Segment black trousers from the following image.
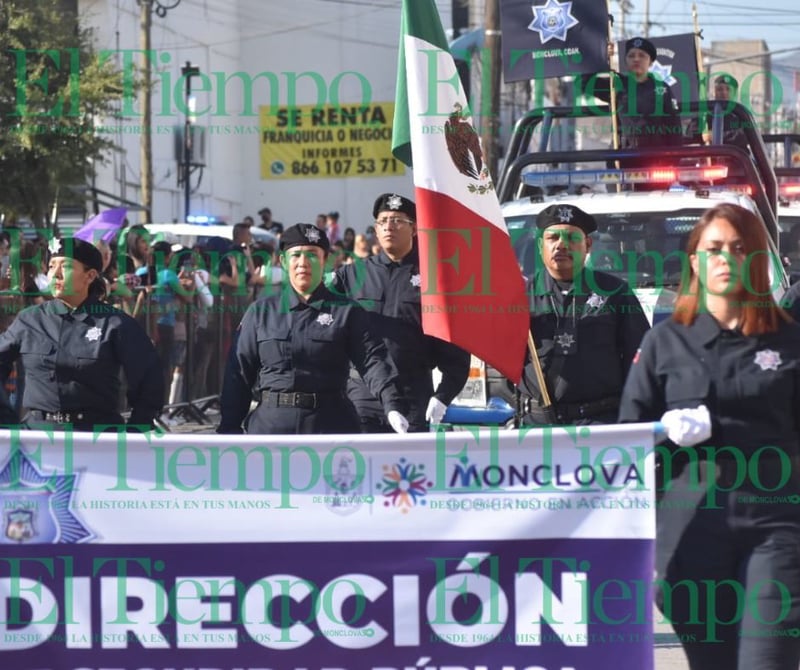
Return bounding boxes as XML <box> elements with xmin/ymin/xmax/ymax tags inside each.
<box><xmin>656</xmin><ymin>461</ymin><xmax>800</xmax><ymax>670</ymax></box>
<box><xmin>347</xmin><ymin>377</ymin><xmax>429</xmax><ymax>433</ymax></box>
<box><xmin>244</xmin><ymin>397</ymin><xmax>360</xmax><ymax>435</ymax></box>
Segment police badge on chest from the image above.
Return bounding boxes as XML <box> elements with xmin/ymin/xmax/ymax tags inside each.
<box><xmin>553</xmin><ymin>325</ymin><xmax>577</xmax><ymax>355</ymax></box>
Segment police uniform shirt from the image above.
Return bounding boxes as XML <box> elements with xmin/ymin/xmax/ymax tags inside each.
<box><xmin>687</xmin><ymin>110</ymin><xmax>749</xmax><ymax>151</ymax></box>
<box><xmin>620</xmin><ymin>313</ymin><xmax>800</xmax><ymax>462</ymax></box>
<box><xmin>618</xmin><ymin>76</ymin><xmax>682</xmax><ymax>150</ymax></box>
<box><xmin>333</xmin><ymin>248</ymin><xmax>470</xmax><ymax>425</ymax></box>
<box><xmin>219</xmin><ymin>283</ymin><xmax>405</xmax><ymax>433</ymax></box>
<box><xmin>0</xmin><ymin>298</ymin><xmax>164</xmax><ymax>426</ymax></box>
<box><xmin>522</xmin><ymin>268</ymin><xmax>650</xmax><ymax>405</ymax></box>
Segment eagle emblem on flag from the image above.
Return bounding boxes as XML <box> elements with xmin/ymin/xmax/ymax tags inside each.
<box><xmin>444</xmin><ymin>103</ymin><xmax>493</xmax><ymax>194</ymax></box>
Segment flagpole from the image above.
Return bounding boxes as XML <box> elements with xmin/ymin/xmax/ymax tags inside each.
<box><xmin>607</xmin><ymin>4</ymin><xmax>621</xmax><ymax>193</ymax></box>
<box><xmin>527</xmin><ymin>331</ymin><xmax>553</xmax><ymax>407</ymax></box>
<box><xmin>692</xmin><ymin>3</ymin><xmax>710</xmax><ymax>145</ymax></box>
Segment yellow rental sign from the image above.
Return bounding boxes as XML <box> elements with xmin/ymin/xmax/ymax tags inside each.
<box><xmin>259</xmin><ymin>103</ymin><xmax>405</xmax><ymax>180</ymax></box>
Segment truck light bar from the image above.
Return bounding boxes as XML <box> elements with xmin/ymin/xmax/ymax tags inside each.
<box><xmin>522</xmin><ymin>165</ymin><xmax>729</xmax><ymax>187</ymax></box>
<box><xmin>780</xmin><ymin>183</ymin><xmax>800</xmax><ymax>197</ymax></box>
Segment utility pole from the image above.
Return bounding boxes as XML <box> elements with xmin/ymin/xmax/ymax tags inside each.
<box><xmin>137</xmin><ymin>0</ymin><xmax>181</xmax><ymax>223</ymax></box>
<box><xmin>481</xmin><ymin>0</ymin><xmax>501</xmax><ymax>181</ymax></box>
<box><xmin>181</xmin><ymin>62</ymin><xmax>200</xmax><ymax>222</ymax></box>
<box><xmin>139</xmin><ymin>0</ymin><xmax>152</xmax><ymax>222</ymax></box>
<box><xmin>643</xmin><ymin>0</ymin><xmax>649</xmax><ymax>37</ymax></box>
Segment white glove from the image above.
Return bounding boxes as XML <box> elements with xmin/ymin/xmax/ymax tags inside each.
<box><xmin>659</xmin><ymin>404</ymin><xmax>712</xmax><ymax>447</ymax></box>
<box><xmin>387</xmin><ymin>410</ymin><xmax>409</xmax><ymax>434</ymax></box>
<box><xmin>425</xmin><ymin>396</ymin><xmax>448</xmax><ymax>425</ymax></box>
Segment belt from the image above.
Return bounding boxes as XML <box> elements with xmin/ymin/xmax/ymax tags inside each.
<box><xmin>28</xmin><ymin>409</ymin><xmax>87</xmax><ymax>424</ymax></box>
<box><xmin>261</xmin><ymin>390</ymin><xmax>340</xmax><ymax>410</ymax></box>
<box><xmin>526</xmin><ymin>396</ymin><xmax>620</xmax><ymax>424</ymax></box>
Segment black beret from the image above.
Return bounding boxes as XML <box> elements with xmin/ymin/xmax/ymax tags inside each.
<box><xmin>280</xmin><ymin>224</ymin><xmax>330</xmax><ymax>253</ymax></box>
<box><xmin>714</xmin><ymin>74</ymin><xmax>738</xmax><ymax>89</ymax></box>
<box><xmin>373</xmin><ymin>193</ymin><xmax>416</xmax><ymax>221</ymax></box>
<box><xmin>625</xmin><ymin>37</ymin><xmax>657</xmax><ymax>63</ymax></box>
<box><xmin>536</xmin><ymin>204</ymin><xmax>597</xmax><ymax>235</ymax></box>
<box><xmin>52</xmin><ymin>238</ymin><xmax>103</xmax><ymax>274</ymax></box>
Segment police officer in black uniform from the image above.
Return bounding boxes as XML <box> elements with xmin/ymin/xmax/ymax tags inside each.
<box><xmin>332</xmin><ymin>194</ymin><xmax>470</xmax><ymax>432</ymax></box>
<box><xmin>520</xmin><ymin>204</ymin><xmax>649</xmax><ymax>425</ymax></box>
<box><xmin>687</xmin><ymin>74</ymin><xmax>750</xmax><ymax>152</ymax></box>
<box><xmin>620</xmin><ymin>203</ymin><xmax>800</xmax><ymax>670</ymax></box>
<box><xmin>218</xmin><ymin>223</ymin><xmax>409</xmax><ymax>435</ymax></box>
<box><xmin>617</xmin><ymin>37</ymin><xmax>683</xmax><ymax>159</ymax></box>
<box><xmin>0</xmin><ymin>238</ymin><xmax>164</xmax><ymax>431</ymax></box>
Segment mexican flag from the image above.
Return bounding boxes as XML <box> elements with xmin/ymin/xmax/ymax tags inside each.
<box><xmin>392</xmin><ymin>0</ymin><xmax>528</xmax><ymax>383</ymax></box>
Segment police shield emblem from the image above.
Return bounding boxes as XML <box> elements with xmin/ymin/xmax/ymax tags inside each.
<box><xmin>0</xmin><ymin>450</ymin><xmax>94</xmax><ymax>544</ymax></box>
<box><xmin>528</xmin><ymin>0</ymin><xmax>579</xmax><ymax>43</ymax></box>
<box><xmin>754</xmin><ymin>349</ymin><xmax>782</xmax><ymax>371</ymax></box>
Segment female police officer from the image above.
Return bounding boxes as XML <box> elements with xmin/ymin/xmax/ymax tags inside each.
<box><xmin>617</xmin><ymin>37</ymin><xmax>682</xmax><ymax>153</ymax></box>
<box><xmin>619</xmin><ymin>203</ymin><xmax>800</xmax><ymax>670</ymax></box>
<box><xmin>0</xmin><ymin>237</ymin><xmax>164</xmax><ymax>430</ymax></box>
<box><xmin>218</xmin><ymin>223</ymin><xmax>409</xmax><ymax>435</ymax></box>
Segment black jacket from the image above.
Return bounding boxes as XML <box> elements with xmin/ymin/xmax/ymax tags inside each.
<box><xmin>0</xmin><ymin>298</ymin><xmax>163</xmax><ymax>427</ymax></box>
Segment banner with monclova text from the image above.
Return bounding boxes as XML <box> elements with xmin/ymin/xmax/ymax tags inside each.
<box><xmin>0</xmin><ymin>424</ymin><xmax>656</xmax><ymax>670</ymax></box>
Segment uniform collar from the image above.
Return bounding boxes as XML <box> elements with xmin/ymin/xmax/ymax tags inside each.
<box><xmin>284</xmin><ymin>283</ymin><xmax>331</xmax><ymax>311</ymax></box>
<box><xmin>534</xmin><ymin>268</ymin><xmax>586</xmax><ymax>296</ymax></box>
<box><xmin>49</xmin><ymin>297</ymin><xmax>98</xmax><ymax>321</ymax></box>
<box><xmin>692</xmin><ymin>312</ymin><xmax>727</xmax><ymax>345</ymax></box>
<box><xmin>377</xmin><ymin>246</ymin><xmax>419</xmax><ymax>267</ymax></box>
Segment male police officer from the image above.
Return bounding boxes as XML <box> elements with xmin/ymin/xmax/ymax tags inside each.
<box><xmin>333</xmin><ymin>194</ymin><xmax>470</xmax><ymax>432</ymax></box>
<box><xmin>520</xmin><ymin>204</ymin><xmax>649</xmax><ymax>425</ymax></box>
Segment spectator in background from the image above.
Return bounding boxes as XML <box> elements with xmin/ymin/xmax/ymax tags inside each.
<box><xmin>315</xmin><ymin>213</ymin><xmax>327</xmax><ymax>229</ymax></box>
<box><xmin>201</xmin><ymin>236</ymin><xmax>232</xmax><ymax>395</ymax></box>
<box><xmin>123</xmin><ymin>226</ymin><xmax>154</xmax><ymax>325</ymax></box>
<box><xmin>328</xmin><ymin>241</ymin><xmax>348</xmax><ymax>276</ymax></box>
<box><xmin>249</xmin><ymin>241</ymin><xmax>283</xmax><ymax>301</ymax></box>
<box><xmin>326</xmin><ymin>211</ymin><xmax>341</xmax><ymax>244</ymax></box>
<box><xmin>149</xmin><ymin>241</ymin><xmax>194</xmax><ymax>407</ymax></box>
<box><xmin>0</xmin><ymin>233</ymin><xmax>10</xmax><ymax>285</ymax></box>
<box><xmin>243</xmin><ymin>215</ymin><xmax>255</xmax><ymax>226</ymax></box>
<box><xmin>258</xmin><ymin>207</ymin><xmax>284</xmax><ymax>237</ymax></box>
<box><xmin>352</xmin><ymin>234</ymin><xmax>371</xmax><ymax>261</ymax></box>
<box><xmin>219</xmin><ymin>222</ymin><xmax>256</xmax><ymax>331</ymax></box>
<box><xmin>125</xmin><ymin>225</ymin><xmax>150</xmax><ymax>276</ymax></box>
<box><xmin>190</xmin><ymin>246</ymin><xmax>216</xmax><ymax>398</ymax></box>
<box><xmin>342</xmin><ymin>227</ymin><xmax>356</xmax><ymax>253</ymax></box>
